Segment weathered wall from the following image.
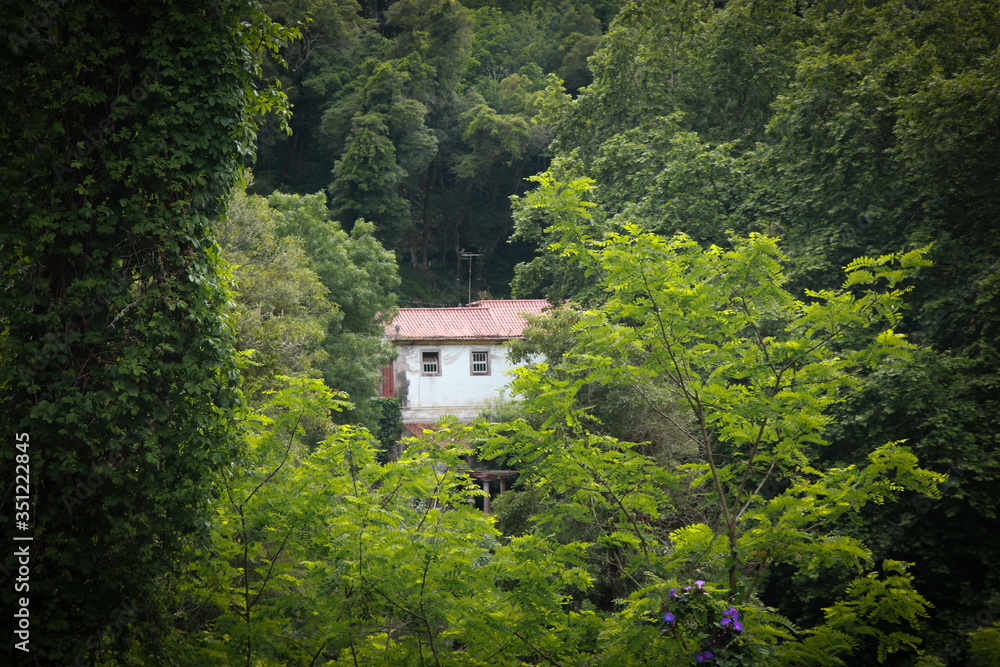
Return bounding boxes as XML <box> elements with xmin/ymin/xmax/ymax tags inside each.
<box><xmin>394</xmin><ymin>342</ymin><xmax>534</xmax><ymax>421</ymax></box>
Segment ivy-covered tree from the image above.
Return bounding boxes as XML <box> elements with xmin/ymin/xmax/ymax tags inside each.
<box><xmin>0</xmin><ymin>1</ymin><xmax>292</xmax><ymax>662</ymax></box>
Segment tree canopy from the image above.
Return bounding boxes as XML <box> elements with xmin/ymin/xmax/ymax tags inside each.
<box><xmin>4</xmin><ymin>0</ymin><xmax>1000</xmax><ymax>664</ymax></box>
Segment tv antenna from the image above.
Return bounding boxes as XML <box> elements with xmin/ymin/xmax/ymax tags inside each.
<box><xmin>460</xmin><ymin>252</ymin><xmax>482</xmax><ymax>305</ymax></box>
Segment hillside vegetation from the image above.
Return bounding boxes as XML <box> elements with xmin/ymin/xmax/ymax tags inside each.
<box><xmin>2</xmin><ymin>1</ymin><xmax>999</xmax><ymax>665</ymax></box>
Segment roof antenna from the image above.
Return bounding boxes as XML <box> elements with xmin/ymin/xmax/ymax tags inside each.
<box><xmin>460</xmin><ymin>251</ymin><xmax>482</xmax><ymax>305</ymax></box>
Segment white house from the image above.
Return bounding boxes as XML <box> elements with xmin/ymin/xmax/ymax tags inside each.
<box><xmin>380</xmin><ymin>299</ymin><xmax>549</xmax><ymax>430</ymax></box>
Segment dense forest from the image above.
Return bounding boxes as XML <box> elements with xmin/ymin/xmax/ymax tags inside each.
<box><xmin>2</xmin><ymin>0</ymin><xmax>999</xmax><ymax>665</ymax></box>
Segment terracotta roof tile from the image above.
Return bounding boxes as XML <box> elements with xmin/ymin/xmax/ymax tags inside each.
<box><xmin>387</xmin><ymin>299</ymin><xmax>549</xmax><ymax>341</ymax></box>
<box><xmin>402</xmin><ymin>423</ymin><xmax>437</xmax><ymax>438</ymax></box>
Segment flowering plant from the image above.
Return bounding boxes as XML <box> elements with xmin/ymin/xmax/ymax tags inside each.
<box><xmin>660</xmin><ymin>580</ymin><xmax>754</xmax><ymax>665</ymax></box>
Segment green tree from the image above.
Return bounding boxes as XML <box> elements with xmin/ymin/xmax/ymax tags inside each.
<box><xmin>322</xmin><ymin>0</ymin><xmax>472</xmax><ymax>252</ymax></box>
<box><xmin>522</xmin><ymin>4</ymin><xmax>1000</xmax><ymax>657</ymax></box>
<box><xmin>154</xmin><ymin>378</ymin><xmax>600</xmax><ymax>666</ymax></box>
<box><xmin>465</xmin><ymin>7</ymin><xmax>561</xmax><ymax>88</ymax></box>
<box><xmin>486</xmin><ymin>172</ymin><xmax>944</xmax><ymax>664</ymax></box>
<box><xmin>753</xmin><ymin>5</ymin><xmax>1000</xmax><ymax>657</ymax></box>
<box><xmin>329</xmin><ymin>112</ymin><xmax>412</xmax><ymax>245</ymax></box>
<box><xmin>384</xmin><ymin>0</ymin><xmax>473</xmax><ymax>109</ymax></box>
<box><xmin>321</xmin><ymin>0</ymin><xmax>571</xmax><ymax>295</ymax></box>
<box><xmin>554</xmin><ymin>3</ymin><xmax>603</xmax><ymax>92</ymax></box>
<box><xmin>0</xmin><ymin>0</ymin><xmax>293</xmax><ymax>662</ymax></box>
<box><xmin>557</xmin><ymin>0</ymin><xmax>714</xmax><ymax>162</ymax></box>
<box><xmin>158</xmin><ymin>378</ymin><xmax>353</xmax><ymax>666</ymax></box>
<box><xmin>217</xmin><ymin>190</ymin><xmax>335</xmax><ymax>398</ymax></box>
<box><xmin>267</xmin><ymin>190</ymin><xmax>399</xmax><ymax>425</ymax></box>
<box><xmin>253</xmin><ymin>0</ymin><xmax>371</xmax><ymax>193</ymax></box>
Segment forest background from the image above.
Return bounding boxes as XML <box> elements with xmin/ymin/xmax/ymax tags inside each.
<box><xmin>1</xmin><ymin>0</ymin><xmax>999</xmax><ymax>665</ymax></box>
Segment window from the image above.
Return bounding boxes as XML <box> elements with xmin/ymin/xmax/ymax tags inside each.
<box><xmin>422</xmin><ymin>351</ymin><xmax>440</xmax><ymax>375</ymax></box>
<box><xmin>471</xmin><ymin>350</ymin><xmax>490</xmax><ymax>375</ymax></box>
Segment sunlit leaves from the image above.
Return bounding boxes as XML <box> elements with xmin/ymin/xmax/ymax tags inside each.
<box><xmin>495</xmin><ymin>166</ymin><xmax>943</xmax><ymax>662</ymax></box>
<box><xmin>173</xmin><ymin>379</ymin><xmax>603</xmax><ymax>665</ymax></box>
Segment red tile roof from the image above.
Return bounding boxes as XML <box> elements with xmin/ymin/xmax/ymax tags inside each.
<box><xmin>401</xmin><ymin>423</ymin><xmax>434</xmax><ymax>438</ymax></box>
<box><xmin>387</xmin><ymin>299</ymin><xmax>550</xmax><ymax>341</ymax></box>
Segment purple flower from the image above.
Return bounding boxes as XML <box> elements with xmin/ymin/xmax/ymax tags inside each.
<box><xmin>694</xmin><ymin>580</ymin><xmax>705</xmax><ymax>588</ymax></box>
<box><xmin>668</xmin><ymin>588</ymin><xmax>678</xmax><ymax>597</ymax></box>
<box><xmin>723</xmin><ymin>605</ymin><xmax>739</xmax><ymax>619</ymax></box>
<box><xmin>721</xmin><ymin>617</ymin><xmax>732</xmax><ymax>628</ymax></box>
<box><xmin>695</xmin><ymin>650</ymin><xmax>715</xmax><ymax>663</ymax></box>
<box><xmin>733</xmin><ymin>620</ymin><xmax>743</xmax><ymax>632</ymax></box>
<box><xmin>663</xmin><ymin>612</ymin><xmax>676</xmax><ymax>624</ymax></box>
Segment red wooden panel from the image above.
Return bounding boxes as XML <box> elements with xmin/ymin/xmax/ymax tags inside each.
<box><xmin>379</xmin><ymin>363</ymin><xmax>394</xmax><ymax>397</ymax></box>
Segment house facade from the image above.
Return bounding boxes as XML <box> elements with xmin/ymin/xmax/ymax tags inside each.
<box><xmin>381</xmin><ymin>299</ymin><xmax>549</xmax><ymax>425</ymax></box>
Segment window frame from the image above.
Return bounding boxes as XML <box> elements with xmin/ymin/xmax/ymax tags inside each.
<box><xmin>470</xmin><ymin>349</ymin><xmax>490</xmax><ymax>376</ymax></box>
<box><xmin>421</xmin><ymin>350</ymin><xmax>441</xmax><ymax>376</ymax></box>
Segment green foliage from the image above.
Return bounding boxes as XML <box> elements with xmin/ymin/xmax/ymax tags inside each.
<box><xmin>0</xmin><ymin>1</ymin><xmax>293</xmax><ymax>661</ymax></box>
<box><xmin>969</xmin><ymin>623</ymin><xmax>1000</xmax><ymax>667</ymax></box>
<box><xmin>253</xmin><ymin>0</ymin><xmax>371</xmax><ymax>194</ymax></box>
<box><xmin>217</xmin><ymin>190</ymin><xmax>335</xmax><ymax>397</ymax></box>
<box><xmin>301</xmin><ymin>0</ymin><xmax>576</xmax><ymax>295</ymax></box>
<box><xmin>7</xmin><ymin>1</ymin><xmax>996</xmax><ymax>663</ymax></box>
<box><xmin>455</xmin><ymin>103</ymin><xmax>531</xmax><ymax>179</ymax></box>
<box><xmin>320</xmin><ymin>0</ymin><xmax>473</xmax><ymax>251</ymax></box>
<box><xmin>487</xmin><ymin>172</ymin><xmax>944</xmax><ymax>662</ymax></box>
<box><xmin>558</xmin><ymin>0</ymin><xmax>715</xmax><ymax>159</ymax></box>
<box><xmin>268</xmin><ymin>190</ymin><xmax>398</xmax><ymax>331</ymax></box>
<box><xmin>329</xmin><ymin>113</ymin><xmax>413</xmax><ymax>245</ymax></box>
<box><xmin>749</xmin><ymin>3</ymin><xmax>1000</xmax><ymax>658</ymax></box>
<box><xmin>773</xmin><ymin>562</ymin><xmax>931</xmax><ymax>666</ymax></box>
<box><xmin>165</xmin><ymin>378</ymin><xmax>351</xmax><ymax>665</ymax></box>
<box><xmin>268</xmin><ymin>190</ymin><xmax>400</xmax><ymax>424</ymax></box>
<box><xmin>152</xmin><ymin>381</ymin><xmax>602</xmax><ymax>666</ymax></box>
<box><xmin>507</xmin><ymin>306</ymin><xmax>692</xmax><ymax>455</ymax></box>
<box><xmin>216</xmin><ymin>188</ymin><xmax>399</xmax><ymax>427</ymax></box>
<box><xmin>510</xmin><ymin>164</ymin><xmax>606</xmax><ymax>302</ymax></box>
<box><xmin>465</xmin><ymin>6</ymin><xmax>561</xmax><ymax>85</ymax></box>
<box><xmin>651</xmin><ymin>583</ymin><xmax>756</xmax><ymax>666</ymax></box>
<box><xmin>385</xmin><ymin>0</ymin><xmax>474</xmax><ymax>105</ymax></box>
<box><xmin>372</xmin><ymin>396</ymin><xmax>403</xmax><ymax>463</ymax></box>
<box><xmin>520</xmin><ymin>2</ymin><xmax>1000</xmax><ymax>658</ymax></box>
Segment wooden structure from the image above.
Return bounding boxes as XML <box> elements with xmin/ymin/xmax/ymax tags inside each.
<box><xmin>468</xmin><ymin>469</ymin><xmax>519</xmax><ymax>514</ymax></box>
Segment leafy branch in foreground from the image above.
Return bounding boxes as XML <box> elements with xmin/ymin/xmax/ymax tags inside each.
<box><xmin>156</xmin><ymin>379</ymin><xmax>598</xmax><ymax>666</ymax></box>
<box><xmin>479</xmin><ymin>172</ymin><xmax>944</xmax><ymax>664</ymax></box>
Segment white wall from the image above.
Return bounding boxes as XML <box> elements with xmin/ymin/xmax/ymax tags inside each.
<box><xmin>394</xmin><ymin>342</ymin><xmax>529</xmax><ymax>422</ymax></box>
